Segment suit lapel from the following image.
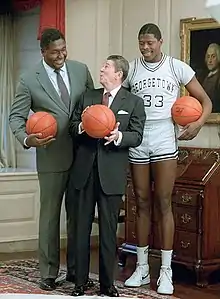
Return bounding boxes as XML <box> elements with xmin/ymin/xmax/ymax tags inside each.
<box><xmin>92</xmin><ymin>89</ymin><xmax>103</xmax><ymax>105</ymax></box>
<box><xmin>66</xmin><ymin>61</ymin><xmax>78</xmax><ymax>112</ymax></box>
<box><xmin>36</xmin><ymin>61</ymin><xmax>69</xmax><ymax>115</ymax></box>
<box><xmin>110</xmin><ymin>87</ymin><xmax>126</xmax><ymax>114</ymax></box>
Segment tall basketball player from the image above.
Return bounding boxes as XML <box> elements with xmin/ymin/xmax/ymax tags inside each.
<box><xmin>123</xmin><ymin>23</ymin><xmax>212</xmax><ymax>295</ymax></box>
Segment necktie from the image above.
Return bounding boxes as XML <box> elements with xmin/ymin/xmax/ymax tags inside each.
<box><xmin>102</xmin><ymin>92</ymin><xmax>111</xmax><ymax>107</ymax></box>
<box><xmin>54</xmin><ymin>69</ymin><xmax>70</xmax><ymax>109</ymax></box>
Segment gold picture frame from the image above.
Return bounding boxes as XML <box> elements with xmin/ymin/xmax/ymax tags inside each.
<box><xmin>180</xmin><ymin>17</ymin><xmax>220</xmax><ymax>123</ymax></box>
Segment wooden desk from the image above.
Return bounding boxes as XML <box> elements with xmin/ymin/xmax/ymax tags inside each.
<box><xmin>118</xmin><ymin>147</ymin><xmax>220</xmax><ymax>287</ymax></box>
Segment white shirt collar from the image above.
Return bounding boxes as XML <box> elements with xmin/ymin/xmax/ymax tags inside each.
<box><xmin>42</xmin><ymin>59</ymin><xmax>67</xmax><ymax>74</ymax></box>
<box><xmin>104</xmin><ymin>85</ymin><xmax>121</xmax><ymax>99</ymax></box>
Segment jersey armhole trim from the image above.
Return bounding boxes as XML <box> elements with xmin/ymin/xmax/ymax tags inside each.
<box><xmin>130</xmin><ymin>58</ymin><xmax>138</xmax><ymax>82</ymax></box>
<box><xmin>169</xmin><ymin>57</ymin><xmax>181</xmax><ymax>87</ymax></box>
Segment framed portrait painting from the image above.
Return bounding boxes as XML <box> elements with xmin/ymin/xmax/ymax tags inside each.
<box><xmin>180</xmin><ymin>17</ymin><xmax>220</xmax><ymax>123</ymax></box>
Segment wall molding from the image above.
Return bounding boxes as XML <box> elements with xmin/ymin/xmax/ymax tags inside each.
<box><xmin>0</xmin><ymin>235</ymin><xmax>100</xmax><ymax>253</ymax></box>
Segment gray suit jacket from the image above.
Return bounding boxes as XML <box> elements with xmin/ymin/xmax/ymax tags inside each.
<box><xmin>9</xmin><ymin>59</ymin><xmax>94</xmax><ymax>173</ymax></box>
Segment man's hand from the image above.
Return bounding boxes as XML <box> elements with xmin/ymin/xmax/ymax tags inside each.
<box><xmin>26</xmin><ymin>133</ymin><xmax>55</xmax><ymax>148</ymax></box>
<box><xmin>104</xmin><ymin>122</ymin><xmax>120</xmax><ymax>145</ymax></box>
<box><xmin>178</xmin><ymin>121</ymin><xmax>202</xmax><ymax>140</ymax></box>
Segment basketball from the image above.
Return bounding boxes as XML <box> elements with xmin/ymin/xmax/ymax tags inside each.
<box><xmin>171</xmin><ymin>96</ymin><xmax>203</xmax><ymax>126</ymax></box>
<box><xmin>26</xmin><ymin>111</ymin><xmax>57</xmax><ymax>138</ymax></box>
<box><xmin>82</xmin><ymin>104</ymin><xmax>116</xmax><ymax>138</ymax></box>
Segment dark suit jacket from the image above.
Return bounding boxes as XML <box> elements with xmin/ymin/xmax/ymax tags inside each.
<box><xmin>9</xmin><ymin>59</ymin><xmax>94</xmax><ymax>173</ymax></box>
<box><xmin>69</xmin><ymin>87</ymin><xmax>146</xmax><ymax>195</ymax></box>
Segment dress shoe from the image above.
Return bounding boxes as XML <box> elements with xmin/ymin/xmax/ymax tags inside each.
<box><xmin>71</xmin><ymin>279</ymin><xmax>94</xmax><ymax>296</ymax></box>
<box><xmin>100</xmin><ymin>285</ymin><xmax>119</xmax><ymax>297</ymax></box>
<box><xmin>71</xmin><ymin>285</ymin><xmax>85</xmax><ymax>296</ymax></box>
<box><xmin>66</xmin><ymin>274</ymin><xmax>93</xmax><ymax>287</ymax></box>
<box><xmin>66</xmin><ymin>273</ymin><xmax>75</xmax><ymax>283</ymax></box>
<box><xmin>39</xmin><ymin>278</ymin><xmax>56</xmax><ymax>291</ymax></box>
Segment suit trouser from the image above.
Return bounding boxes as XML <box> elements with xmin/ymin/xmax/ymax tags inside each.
<box><xmin>38</xmin><ymin>171</ymin><xmax>76</xmax><ymax>279</ymax></box>
<box><xmin>73</xmin><ymin>163</ymin><xmax>122</xmax><ymax>288</ymax></box>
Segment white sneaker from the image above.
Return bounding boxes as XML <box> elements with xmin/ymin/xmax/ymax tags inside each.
<box><xmin>157</xmin><ymin>266</ymin><xmax>174</xmax><ymax>295</ymax></box>
<box><xmin>124</xmin><ymin>264</ymin><xmax>150</xmax><ymax>287</ymax></box>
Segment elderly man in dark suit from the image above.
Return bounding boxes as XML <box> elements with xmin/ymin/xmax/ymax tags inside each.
<box><xmin>68</xmin><ymin>54</ymin><xmax>146</xmax><ymax>297</ymax></box>
<box><xmin>9</xmin><ymin>28</ymin><xmax>94</xmax><ymax>291</ymax></box>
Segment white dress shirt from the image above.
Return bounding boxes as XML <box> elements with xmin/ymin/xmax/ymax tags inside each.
<box><xmin>103</xmin><ymin>85</ymin><xmax>121</xmax><ymax>107</ymax></box>
<box><xmin>42</xmin><ymin>59</ymin><xmax>70</xmax><ymax>95</ymax></box>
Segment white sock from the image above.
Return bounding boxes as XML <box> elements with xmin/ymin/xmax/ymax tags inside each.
<box><xmin>161</xmin><ymin>249</ymin><xmax>173</xmax><ymax>268</ymax></box>
<box><xmin>137</xmin><ymin>246</ymin><xmax>149</xmax><ymax>266</ymax></box>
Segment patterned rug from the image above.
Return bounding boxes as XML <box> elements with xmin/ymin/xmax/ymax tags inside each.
<box><xmin>0</xmin><ymin>259</ymin><xmax>180</xmax><ymax>299</ymax></box>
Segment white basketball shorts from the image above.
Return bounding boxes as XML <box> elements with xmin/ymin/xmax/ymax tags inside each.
<box><xmin>129</xmin><ymin>118</ymin><xmax>178</xmax><ymax>164</ymax></box>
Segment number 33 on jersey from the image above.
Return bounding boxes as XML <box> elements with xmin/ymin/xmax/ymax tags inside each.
<box><xmin>123</xmin><ymin>54</ymin><xmax>195</xmax><ymax>121</ymax></box>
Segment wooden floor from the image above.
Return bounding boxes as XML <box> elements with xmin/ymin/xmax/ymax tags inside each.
<box><xmin>0</xmin><ymin>248</ymin><xmax>220</xmax><ymax>299</ymax></box>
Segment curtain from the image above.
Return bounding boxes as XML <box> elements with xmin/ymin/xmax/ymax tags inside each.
<box><xmin>38</xmin><ymin>0</ymin><xmax>65</xmax><ymax>39</ymax></box>
<box><xmin>13</xmin><ymin>0</ymin><xmax>65</xmax><ymax>40</ymax></box>
<box><xmin>13</xmin><ymin>0</ymin><xmax>41</xmax><ymax>12</ymax></box>
<box><xmin>0</xmin><ymin>16</ymin><xmax>17</xmax><ymax>168</ymax></box>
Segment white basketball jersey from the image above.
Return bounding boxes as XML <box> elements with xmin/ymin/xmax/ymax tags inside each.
<box><xmin>123</xmin><ymin>54</ymin><xmax>195</xmax><ymax>120</ymax></box>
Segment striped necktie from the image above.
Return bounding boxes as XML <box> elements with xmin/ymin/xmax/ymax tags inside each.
<box><xmin>54</xmin><ymin>69</ymin><xmax>70</xmax><ymax>109</ymax></box>
<box><xmin>102</xmin><ymin>92</ymin><xmax>111</xmax><ymax>107</ymax></box>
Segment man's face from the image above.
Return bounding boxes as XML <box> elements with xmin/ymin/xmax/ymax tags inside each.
<box><xmin>138</xmin><ymin>33</ymin><xmax>162</xmax><ymax>62</ymax></box>
<box><xmin>42</xmin><ymin>38</ymin><xmax>67</xmax><ymax>69</ymax></box>
<box><xmin>206</xmin><ymin>47</ymin><xmax>218</xmax><ymax>71</ymax></box>
<box><xmin>99</xmin><ymin>60</ymin><xmax>122</xmax><ymax>86</ymax></box>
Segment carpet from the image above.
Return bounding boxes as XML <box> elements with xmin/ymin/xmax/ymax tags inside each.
<box><xmin>0</xmin><ymin>259</ymin><xmax>180</xmax><ymax>299</ymax></box>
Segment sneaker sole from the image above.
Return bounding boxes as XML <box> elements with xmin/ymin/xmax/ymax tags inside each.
<box><xmin>157</xmin><ymin>288</ymin><xmax>174</xmax><ymax>295</ymax></box>
<box><xmin>124</xmin><ymin>276</ymin><xmax>150</xmax><ymax>287</ymax></box>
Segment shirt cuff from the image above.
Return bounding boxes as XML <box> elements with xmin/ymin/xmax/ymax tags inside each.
<box><xmin>114</xmin><ymin>131</ymin><xmax>123</xmax><ymax>146</ymax></box>
<box><xmin>23</xmin><ymin>137</ymin><xmax>30</xmax><ymax>149</ymax></box>
<box><xmin>78</xmin><ymin>122</ymin><xmax>85</xmax><ymax>134</ymax></box>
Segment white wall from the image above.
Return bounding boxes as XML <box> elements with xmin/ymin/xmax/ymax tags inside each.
<box><xmin>0</xmin><ymin>169</ymin><xmax>72</xmax><ymax>252</ymax></box>
<box><xmin>66</xmin><ymin>0</ymin><xmax>220</xmax><ymax>149</ymax></box>
<box><xmin>0</xmin><ymin>170</ymin><xmax>40</xmax><ymax>251</ymax></box>
<box><xmin>66</xmin><ymin>0</ymin><xmax>110</xmax><ymax>86</ymax></box>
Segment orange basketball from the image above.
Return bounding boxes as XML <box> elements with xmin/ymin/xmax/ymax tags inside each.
<box><xmin>82</xmin><ymin>105</ymin><xmax>116</xmax><ymax>138</ymax></box>
<box><xmin>171</xmin><ymin>96</ymin><xmax>202</xmax><ymax>126</ymax></box>
<box><xmin>26</xmin><ymin>111</ymin><xmax>57</xmax><ymax>138</ymax></box>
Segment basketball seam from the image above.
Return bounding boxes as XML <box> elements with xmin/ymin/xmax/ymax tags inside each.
<box><xmin>173</xmin><ymin>103</ymin><xmax>202</xmax><ymax>114</ymax></box>
<box><xmin>101</xmin><ymin>107</ymin><xmax>115</xmax><ymax>131</ymax></box>
<box><xmin>84</xmin><ymin>109</ymin><xmax>115</xmax><ymax>131</ymax></box>
<box><xmin>173</xmin><ymin>115</ymin><xmax>200</xmax><ymax>118</ymax></box>
<box><xmin>28</xmin><ymin>114</ymin><xmax>52</xmax><ymax>134</ymax></box>
<box><xmin>40</xmin><ymin>122</ymin><xmax>57</xmax><ymax>134</ymax></box>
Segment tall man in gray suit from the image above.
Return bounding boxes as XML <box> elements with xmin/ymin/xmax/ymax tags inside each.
<box><xmin>9</xmin><ymin>28</ymin><xmax>94</xmax><ymax>291</ymax></box>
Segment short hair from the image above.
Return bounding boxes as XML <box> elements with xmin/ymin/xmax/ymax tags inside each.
<box><xmin>40</xmin><ymin>28</ymin><xmax>65</xmax><ymax>49</ymax></box>
<box><xmin>107</xmin><ymin>55</ymin><xmax>129</xmax><ymax>82</ymax></box>
<box><xmin>138</xmin><ymin>23</ymin><xmax>162</xmax><ymax>40</ymax></box>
